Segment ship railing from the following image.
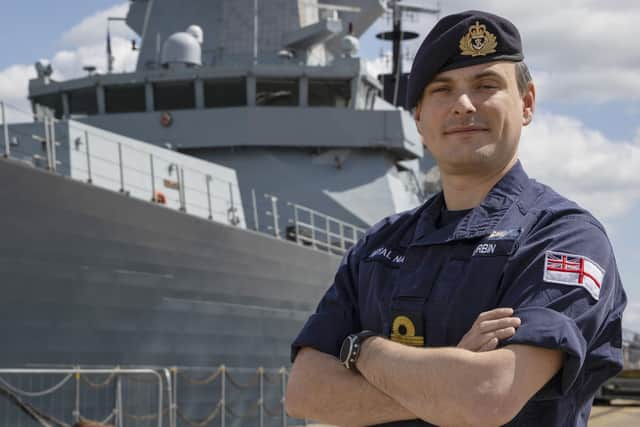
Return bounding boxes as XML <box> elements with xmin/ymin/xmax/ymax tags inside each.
<box><xmin>1</xmin><ymin>100</ymin><xmax>368</xmax><ymax>257</ymax></box>
<box><xmin>0</xmin><ymin>100</ymin><xmax>62</xmax><ymax>170</ymax></box>
<box><xmin>287</xmin><ymin>199</ymin><xmax>366</xmax><ymax>255</ymax></box>
<box><xmin>0</xmin><ymin>367</ymin><xmax>165</xmax><ymax>427</ymax></box>
<box><xmin>0</xmin><ymin>101</ymin><xmax>245</xmax><ymax>228</ymax></box>
<box><xmin>259</xmin><ymin>193</ymin><xmax>366</xmax><ymax>256</ymax></box>
<box><xmin>67</xmin><ymin>123</ymin><xmax>244</xmax><ymax>227</ymax></box>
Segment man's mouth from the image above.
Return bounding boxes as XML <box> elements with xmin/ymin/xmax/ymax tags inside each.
<box><xmin>443</xmin><ymin>125</ymin><xmax>489</xmax><ymax>135</ymax></box>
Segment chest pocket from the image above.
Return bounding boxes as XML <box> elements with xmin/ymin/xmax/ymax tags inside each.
<box><xmin>439</xmin><ymin>237</ymin><xmax>519</xmax><ymax>346</ymax></box>
<box><xmin>358</xmin><ymin>246</ymin><xmax>407</xmax><ymax>334</ymax></box>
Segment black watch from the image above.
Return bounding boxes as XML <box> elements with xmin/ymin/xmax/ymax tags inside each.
<box><xmin>339</xmin><ymin>330</ymin><xmax>378</xmax><ymax>372</ymax></box>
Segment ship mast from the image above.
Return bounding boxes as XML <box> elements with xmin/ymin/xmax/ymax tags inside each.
<box><xmin>377</xmin><ymin>1</ymin><xmax>440</xmax><ymax>106</ymax></box>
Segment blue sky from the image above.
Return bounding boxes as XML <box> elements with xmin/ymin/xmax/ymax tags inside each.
<box><xmin>1</xmin><ymin>1</ymin><xmax>639</xmax><ymax>330</ymax></box>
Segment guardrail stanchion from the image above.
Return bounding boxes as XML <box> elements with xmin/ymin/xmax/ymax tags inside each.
<box><xmin>292</xmin><ymin>203</ymin><xmax>300</xmax><ymax>244</ymax></box>
<box><xmin>118</xmin><ymin>142</ymin><xmax>125</xmax><ymax>193</ymax></box>
<box><xmin>180</xmin><ymin>167</ymin><xmax>187</xmax><ymax>212</ymax></box>
<box><xmin>73</xmin><ymin>368</ymin><xmax>80</xmax><ymax>424</ymax></box>
<box><xmin>221</xmin><ymin>365</ymin><xmax>226</xmax><ymax>427</ymax></box>
<box><xmin>173</xmin><ymin>367</ymin><xmax>178</xmax><ymax>427</ymax></box>
<box><xmin>43</xmin><ymin>116</ymin><xmax>52</xmax><ymax>170</ymax></box>
<box><xmin>206</xmin><ymin>175</ymin><xmax>213</xmax><ymax>220</ymax></box>
<box><xmin>49</xmin><ymin>115</ymin><xmax>57</xmax><ymax>173</ymax></box>
<box><xmin>281</xmin><ymin>367</ymin><xmax>288</xmax><ymax>427</ymax></box>
<box><xmin>259</xmin><ymin>367</ymin><xmax>265</xmax><ymax>427</ymax></box>
<box><xmin>84</xmin><ymin>131</ymin><xmax>92</xmax><ymax>183</ymax></box>
<box><xmin>1</xmin><ymin>101</ymin><xmax>9</xmax><ymax>158</ymax></box>
<box><xmin>150</xmin><ymin>153</ymin><xmax>156</xmax><ymax>201</ymax></box>
<box><xmin>310</xmin><ymin>211</ymin><xmax>316</xmax><ymax>249</ymax></box>
<box><xmin>268</xmin><ymin>195</ymin><xmax>280</xmax><ymax>238</ymax></box>
<box><xmin>252</xmin><ymin>189</ymin><xmax>260</xmax><ymax>231</ymax></box>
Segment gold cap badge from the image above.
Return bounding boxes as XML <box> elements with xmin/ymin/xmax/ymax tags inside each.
<box><xmin>459</xmin><ymin>21</ymin><xmax>498</xmax><ymax>57</ymax></box>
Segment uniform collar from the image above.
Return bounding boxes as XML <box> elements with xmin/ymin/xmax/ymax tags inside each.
<box><xmin>411</xmin><ymin>160</ymin><xmax>530</xmax><ymax>246</ymax></box>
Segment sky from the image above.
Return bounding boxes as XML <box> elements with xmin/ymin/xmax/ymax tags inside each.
<box><xmin>0</xmin><ymin>1</ymin><xmax>639</xmax><ymax>330</ymax></box>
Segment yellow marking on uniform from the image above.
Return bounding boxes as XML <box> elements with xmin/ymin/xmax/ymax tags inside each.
<box><xmin>391</xmin><ymin>315</ymin><xmax>424</xmax><ymax>346</ymax></box>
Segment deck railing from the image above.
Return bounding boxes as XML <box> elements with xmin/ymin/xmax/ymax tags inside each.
<box><xmin>0</xmin><ymin>101</ymin><xmax>367</xmax><ymax>256</ymax></box>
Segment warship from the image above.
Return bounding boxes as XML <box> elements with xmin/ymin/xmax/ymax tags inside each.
<box><xmin>0</xmin><ymin>0</ymin><xmax>439</xmax><ymax>424</ymax></box>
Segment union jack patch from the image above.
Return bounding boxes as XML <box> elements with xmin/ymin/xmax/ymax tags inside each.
<box><xmin>543</xmin><ymin>250</ymin><xmax>605</xmax><ymax>301</ymax></box>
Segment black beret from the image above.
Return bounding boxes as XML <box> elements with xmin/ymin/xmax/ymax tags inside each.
<box><xmin>406</xmin><ymin>10</ymin><xmax>524</xmax><ymax>109</ymax></box>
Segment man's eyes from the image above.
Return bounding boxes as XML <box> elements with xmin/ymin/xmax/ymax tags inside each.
<box><xmin>428</xmin><ymin>82</ymin><xmax>500</xmax><ymax>94</ymax></box>
<box><xmin>478</xmin><ymin>81</ymin><xmax>500</xmax><ymax>89</ymax></box>
<box><xmin>429</xmin><ymin>86</ymin><xmax>450</xmax><ymax>93</ymax></box>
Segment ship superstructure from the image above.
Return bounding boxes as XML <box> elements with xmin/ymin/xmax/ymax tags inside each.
<box><xmin>26</xmin><ymin>0</ymin><xmax>434</xmax><ymax>229</ymax></box>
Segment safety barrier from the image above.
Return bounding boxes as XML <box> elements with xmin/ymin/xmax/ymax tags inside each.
<box><xmin>0</xmin><ymin>365</ymin><xmax>291</xmax><ymax>427</ymax></box>
<box><xmin>171</xmin><ymin>366</ymin><xmax>288</xmax><ymax>427</ymax></box>
<box><xmin>0</xmin><ymin>100</ymin><xmax>368</xmax><ymax>256</ymax></box>
<box><xmin>0</xmin><ymin>368</ymin><xmax>165</xmax><ymax>427</ymax></box>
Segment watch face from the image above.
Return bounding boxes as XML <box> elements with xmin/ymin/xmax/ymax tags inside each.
<box><xmin>339</xmin><ymin>336</ymin><xmax>352</xmax><ymax>364</ymax></box>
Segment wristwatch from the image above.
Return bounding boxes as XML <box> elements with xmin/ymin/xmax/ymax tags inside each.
<box><xmin>339</xmin><ymin>330</ymin><xmax>378</xmax><ymax>372</ymax></box>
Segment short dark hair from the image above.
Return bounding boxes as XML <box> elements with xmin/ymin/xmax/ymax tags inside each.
<box><xmin>515</xmin><ymin>61</ymin><xmax>532</xmax><ymax>96</ymax></box>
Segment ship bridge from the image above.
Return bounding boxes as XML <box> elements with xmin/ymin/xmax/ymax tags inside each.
<box><xmin>25</xmin><ymin>0</ymin><xmax>433</xmax><ymax>230</ymax></box>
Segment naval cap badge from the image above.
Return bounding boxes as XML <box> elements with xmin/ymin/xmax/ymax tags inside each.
<box><xmin>459</xmin><ymin>21</ymin><xmax>498</xmax><ymax>57</ymax></box>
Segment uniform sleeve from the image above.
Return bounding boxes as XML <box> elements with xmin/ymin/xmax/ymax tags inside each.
<box><xmin>290</xmin><ymin>239</ymin><xmax>363</xmax><ymax>362</ymax></box>
<box><xmin>498</xmin><ymin>214</ymin><xmax>626</xmax><ymax>398</ymax></box>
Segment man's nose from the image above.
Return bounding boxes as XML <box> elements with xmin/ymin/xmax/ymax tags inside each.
<box><xmin>452</xmin><ymin>93</ymin><xmax>476</xmax><ymax>115</ymax></box>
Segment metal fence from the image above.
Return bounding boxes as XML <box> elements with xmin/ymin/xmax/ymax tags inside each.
<box><xmin>0</xmin><ymin>100</ymin><xmax>367</xmax><ymax>257</ymax></box>
<box><xmin>0</xmin><ymin>368</ymin><xmax>164</xmax><ymax>427</ymax></box>
<box><xmin>0</xmin><ymin>366</ymin><xmax>290</xmax><ymax>427</ymax></box>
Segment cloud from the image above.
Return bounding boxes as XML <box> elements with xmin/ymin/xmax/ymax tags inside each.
<box><xmin>0</xmin><ymin>3</ymin><xmax>139</xmax><ymax>123</ymax></box>
<box><xmin>520</xmin><ymin>111</ymin><xmax>640</xmax><ymax>220</ymax></box>
<box><xmin>0</xmin><ymin>65</ymin><xmax>37</xmax><ymax>123</ymax></box>
<box><xmin>51</xmin><ymin>36</ymin><xmax>139</xmax><ymax>79</ymax></box>
<box><xmin>368</xmin><ymin>1</ymin><xmax>640</xmax><ymax>104</ymax></box>
<box><xmin>61</xmin><ymin>3</ymin><xmax>135</xmax><ymax>48</ymax></box>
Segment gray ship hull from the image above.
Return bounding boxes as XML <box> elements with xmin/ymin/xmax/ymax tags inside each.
<box><xmin>0</xmin><ymin>158</ymin><xmax>338</xmax><ymax>369</ymax></box>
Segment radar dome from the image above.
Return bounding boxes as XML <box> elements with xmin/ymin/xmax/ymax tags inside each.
<box><xmin>341</xmin><ymin>35</ymin><xmax>359</xmax><ymax>57</ymax></box>
<box><xmin>161</xmin><ymin>31</ymin><xmax>202</xmax><ymax>67</ymax></box>
<box><xmin>186</xmin><ymin>25</ymin><xmax>204</xmax><ymax>44</ymax></box>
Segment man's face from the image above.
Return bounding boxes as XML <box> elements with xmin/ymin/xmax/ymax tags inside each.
<box><xmin>414</xmin><ymin>61</ymin><xmax>534</xmax><ymax>175</ymax></box>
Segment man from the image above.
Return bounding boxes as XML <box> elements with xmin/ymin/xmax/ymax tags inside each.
<box><xmin>286</xmin><ymin>10</ymin><xmax>626</xmax><ymax>427</ymax></box>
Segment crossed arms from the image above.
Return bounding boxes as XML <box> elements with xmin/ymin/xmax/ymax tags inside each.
<box><xmin>286</xmin><ymin>309</ymin><xmax>563</xmax><ymax>427</ymax></box>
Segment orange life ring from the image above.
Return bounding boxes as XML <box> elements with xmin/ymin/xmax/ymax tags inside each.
<box><xmin>160</xmin><ymin>112</ymin><xmax>173</xmax><ymax>127</ymax></box>
<box><xmin>155</xmin><ymin>191</ymin><xmax>167</xmax><ymax>204</ymax></box>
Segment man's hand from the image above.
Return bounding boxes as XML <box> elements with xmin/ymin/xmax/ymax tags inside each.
<box><xmin>457</xmin><ymin>307</ymin><xmax>520</xmax><ymax>352</ymax></box>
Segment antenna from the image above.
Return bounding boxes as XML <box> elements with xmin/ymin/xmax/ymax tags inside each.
<box><xmin>376</xmin><ymin>1</ymin><xmax>440</xmax><ymax>106</ymax></box>
<box><xmin>106</xmin><ymin>17</ymin><xmax>127</xmax><ymax>73</ymax></box>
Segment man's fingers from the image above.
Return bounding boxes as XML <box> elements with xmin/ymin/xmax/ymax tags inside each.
<box><xmin>475</xmin><ymin>308</ymin><xmax>514</xmax><ymax>324</ymax></box>
<box><xmin>493</xmin><ymin>326</ymin><xmax>517</xmax><ymax>340</ymax></box>
<box><xmin>475</xmin><ymin>327</ymin><xmax>518</xmax><ymax>352</ymax></box>
<box><xmin>478</xmin><ymin>337</ymin><xmax>499</xmax><ymax>352</ymax></box>
<box><xmin>478</xmin><ymin>317</ymin><xmax>521</xmax><ymax>333</ymax></box>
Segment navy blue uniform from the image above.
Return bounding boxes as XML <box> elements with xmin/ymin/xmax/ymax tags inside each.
<box><xmin>292</xmin><ymin>161</ymin><xmax>626</xmax><ymax>426</ymax></box>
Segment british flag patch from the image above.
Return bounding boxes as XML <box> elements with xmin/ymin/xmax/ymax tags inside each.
<box><xmin>543</xmin><ymin>250</ymin><xmax>605</xmax><ymax>301</ymax></box>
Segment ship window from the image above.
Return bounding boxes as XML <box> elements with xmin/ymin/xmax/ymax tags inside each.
<box><xmin>309</xmin><ymin>79</ymin><xmax>351</xmax><ymax>107</ymax></box>
<box><xmin>256</xmin><ymin>79</ymin><xmax>298</xmax><ymax>106</ymax></box>
<box><xmin>105</xmin><ymin>84</ymin><xmax>146</xmax><ymax>113</ymax></box>
<box><xmin>32</xmin><ymin>94</ymin><xmax>63</xmax><ymax>119</ymax></box>
<box><xmin>204</xmin><ymin>78</ymin><xmax>247</xmax><ymax>108</ymax></box>
<box><xmin>68</xmin><ymin>87</ymin><xmax>98</xmax><ymax>116</ymax></box>
<box><xmin>153</xmin><ymin>81</ymin><xmax>195</xmax><ymax>110</ymax></box>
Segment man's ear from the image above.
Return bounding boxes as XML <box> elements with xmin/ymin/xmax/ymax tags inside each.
<box><xmin>414</xmin><ymin>102</ymin><xmax>422</xmax><ymax>135</ymax></box>
<box><xmin>522</xmin><ymin>81</ymin><xmax>536</xmax><ymax>126</ymax></box>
